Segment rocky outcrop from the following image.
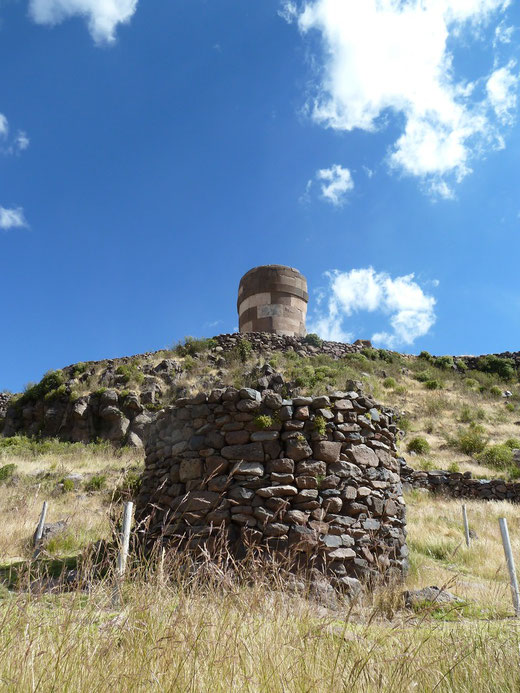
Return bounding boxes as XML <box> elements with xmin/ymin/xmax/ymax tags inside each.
<box><xmin>2</xmin><ymin>389</ymin><xmax>156</xmax><ymax>447</ymax></box>
<box><xmin>135</xmin><ymin>385</ymin><xmax>408</xmax><ymax>585</ymax></box>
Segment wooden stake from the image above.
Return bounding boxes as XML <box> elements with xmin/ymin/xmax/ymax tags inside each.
<box><xmin>32</xmin><ymin>501</ymin><xmax>48</xmax><ymax>559</ymax></box>
<box><xmin>499</xmin><ymin>517</ymin><xmax>520</xmax><ymax>617</ymax></box>
<box><xmin>462</xmin><ymin>504</ymin><xmax>470</xmax><ymax>547</ymax></box>
<box><xmin>117</xmin><ymin>502</ymin><xmax>134</xmax><ymax>577</ymax></box>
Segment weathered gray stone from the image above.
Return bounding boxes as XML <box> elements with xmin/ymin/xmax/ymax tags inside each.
<box><xmin>221</xmin><ymin>443</ymin><xmax>264</xmax><ymax>462</ymax></box>
<box><xmin>285</xmin><ymin>438</ymin><xmax>313</xmax><ymax>461</ymax></box>
<box><xmin>179</xmin><ymin>459</ymin><xmax>203</xmax><ymax>482</ymax></box>
<box><xmin>313</xmin><ymin>441</ymin><xmax>342</xmax><ymax>463</ymax></box>
<box><xmin>256</xmin><ymin>485</ymin><xmax>298</xmax><ymax>498</ymax></box>
<box><xmin>347</xmin><ymin>445</ymin><xmax>379</xmax><ymax>468</ymax></box>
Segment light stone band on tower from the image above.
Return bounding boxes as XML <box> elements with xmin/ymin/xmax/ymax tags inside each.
<box><xmin>237</xmin><ymin>265</ymin><xmax>308</xmax><ymax>336</ymax></box>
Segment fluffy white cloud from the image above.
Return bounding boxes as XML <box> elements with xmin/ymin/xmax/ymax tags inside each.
<box><xmin>0</xmin><ymin>207</ymin><xmax>27</xmax><ymax>230</ymax></box>
<box><xmin>28</xmin><ymin>0</ymin><xmax>138</xmax><ymax>44</ymax></box>
<box><xmin>316</xmin><ymin>164</ymin><xmax>354</xmax><ymax>205</ymax></box>
<box><xmin>291</xmin><ymin>0</ymin><xmax>516</xmax><ymax>196</ymax></box>
<box><xmin>308</xmin><ymin>267</ymin><xmax>436</xmax><ymax>347</ymax></box>
<box><xmin>487</xmin><ymin>61</ymin><xmax>518</xmax><ymax>123</ymax></box>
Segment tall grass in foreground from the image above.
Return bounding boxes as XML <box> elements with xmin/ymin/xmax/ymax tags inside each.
<box><xmin>0</xmin><ymin>575</ymin><xmax>519</xmax><ymax>692</ymax></box>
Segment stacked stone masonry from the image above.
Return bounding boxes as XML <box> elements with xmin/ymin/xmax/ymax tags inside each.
<box><xmin>238</xmin><ymin>265</ymin><xmax>309</xmax><ymax>337</ymax></box>
<box><xmin>401</xmin><ymin>463</ymin><xmax>520</xmax><ymax>502</ymax></box>
<box><xmin>135</xmin><ymin>386</ymin><xmax>408</xmax><ymax>585</ymax></box>
<box><xmin>0</xmin><ymin>392</ymin><xmax>11</xmax><ymax>420</ymax></box>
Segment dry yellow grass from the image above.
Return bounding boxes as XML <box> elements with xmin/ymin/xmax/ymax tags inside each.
<box><xmin>1</xmin><ymin>444</ymin><xmax>520</xmax><ymax>691</ymax></box>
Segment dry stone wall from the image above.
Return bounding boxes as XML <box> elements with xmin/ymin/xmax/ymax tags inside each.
<box><xmin>135</xmin><ymin>386</ymin><xmax>408</xmax><ymax>585</ymax></box>
<box><xmin>0</xmin><ymin>393</ymin><xmax>11</xmax><ymax>421</ymax></box>
<box><xmin>213</xmin><ymin>332</ymin><xmax>362</xmax><ymax>359</ymax></box>
<box><xmin>401</xmin><ymin>463</ymin><xmax>520</xmax><ymax>502</ymax></box>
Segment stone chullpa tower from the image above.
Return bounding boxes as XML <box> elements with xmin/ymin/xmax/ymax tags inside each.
<box><xmin>237</xmin><ymin>265</ymin><xmax>308</xmax><ymax>336</ymax></box>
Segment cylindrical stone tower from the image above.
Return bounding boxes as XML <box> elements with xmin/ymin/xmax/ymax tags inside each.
<box><xmin>237</xmin><ymin>265</ymin><xmax>308</xmax><ymax>336</ymax></box>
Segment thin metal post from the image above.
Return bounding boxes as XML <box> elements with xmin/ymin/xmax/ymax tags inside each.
<box><xmin>462</xmin><ymin>504</ymin><xmax>470</xmax><ymax>548</ymax></box>
<box><xmin>499</xmin><ymin>517</ymin><xmax>520</xmax><ymax>617</ymax></box>
<box><xmin>117</xmin><ymin>502</ymin><xmax>134</xmax><ymax>578</ymax></box>
<box><xmin>32</xmin><ymin>501</ymin><xmax>48</xmax><ymax>558</ymax></box>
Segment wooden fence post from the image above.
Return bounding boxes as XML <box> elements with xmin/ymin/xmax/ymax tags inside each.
<box><xmin>462</xmin><ymin>504</ymin><xmax>470</xmax><ymax>548</ymax></box>
<box><xmin>117</xmin><ymin>501</ymin><xmax>134</xmax><ymax>578</ymax></box>
<box><xmin>32</xmin><ymin>501</ymin><xmax>48</xmax><ymax>559</ymax></box>
<box><xmin>499</xmin><ymin>517</ymin><xmax>520</xmax><ymax>617</ymax></box>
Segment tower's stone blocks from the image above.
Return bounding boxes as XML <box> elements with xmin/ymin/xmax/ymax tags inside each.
<box><xmin>238</xmin><ymin>265</ymin><xmax>308</xmax><ymax>336</ymax></box>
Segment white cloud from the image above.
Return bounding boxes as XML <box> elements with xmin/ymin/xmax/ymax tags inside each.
<box><xmin>308</xmin><ymin>267</ymin><xmax>436</xmax><ymax>347</ymax></box>
<box><xmin>487</xmin><ymin>61</ymin><xmax>518</xmax><ymax>123</ymax></box>
<box><xmin>279</xmin><ymin>1</ymin><xmax>298</xmax><ymax>23</ymax></box>
<box><xmin>316</xmin><ymin>164</ymin><xmax>354</xmax><ymax>205</ymax></box>
<box><xmin>0</xmin><ymin>114</ymin><xmax>8</xmax><ymax>138</ymax></box>
<box><xmin>293</xmin><ymin>0</ymin><xmax>516</xmax><ymax>196</ymax></box>
<box><xmin>28</xmin><ymin>0</ymin><xmax>138</xmax><ymax>44</ymax></box>
<box><xmin>0</xmin><ymin>207</ymin><xmax>27</xmax><ymax>230</ymax></box>
<box><xmin>15</xmin><ymin>131</ymin><xmax>30</xmax><ymax>152</ymax></box>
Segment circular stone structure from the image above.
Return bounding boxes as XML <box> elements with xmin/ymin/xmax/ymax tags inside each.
<box><xmin>237</xmin><ymin>265</ymin><xmax>308</xmax><ymax>336</ymax></box>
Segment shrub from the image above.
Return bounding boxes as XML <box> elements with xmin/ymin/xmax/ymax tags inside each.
<box><xmin>61</xmin><ymin>478</ymin><xmax>75</xmax><ymax>493</ymax></box>
<box><xmin>418</xmin><ymin>351</ymin><xmax>432</xmax><ymax>362</ymax></box>
<box><xmin>253</xmin><ymin>415</ymin><xmax>273</xmax><ymax>430</ymax></box>
<box><xmin>113</xmin><ymin>469</ymin><xmax>141</xmax><ymax>501</ymax></box>
<box><xmin>477</xmin><ymin>355</ymin><xmax>515</xmax><ymax>380</ymax></box>
<box><xmin>464</xmin><ymin>378</ymin><xmax>479</xmax><ymax>389</ymax></box>
<box><xmin>85</xmin><ymin>474</ymin><xmax>107</xmax><ymax>492</ymax></box>
<box><xmin>396</xmin><ymin>415</ymin><xmax>412</xmax><ymax>432</ymax></box>
<box><xmin>448</xmin><ymin>461</ymin><xmax>460</xmax><ymax>473</ymax></box>
<box><xmin>505</xmin><ymin>438</ymin><xmax>520</xmax><ymax>450</ymax></box>
<box><xmin>505</xmin><ymin>403</ymin><xmax>515</xmax><ymax>412</ymax></box>
<box><xmin>434</xmin><ymin>356</ymin><xmax>455</xmax><ymax>370</ymax></box>
<box><xmin>394</xmin><ymin>385</ymin><xmax>407</xmax><ymax>396</ymax></box>
<box><xmin>175</xmin><ymin>337</ymin><xmax>217</xmax><ymax>357</ymax></box>
<box><xmin>17</xmin><ymin>370</ymin><xmax>65</xmax><ymax>406</ymax></box>
<box><xmin>72</xmin><ymin>362</ymin><xmax>87</xmax><ymax>377</ymax></box>
<box><xmin>313</xmin><ymin>416</ymin><xmax>327</xmax><ymax>435</ymax></box>
<box><xmin>115</xmin><ymin>363</ymin><xmax>144</xmax><ymax>385</ymax></box>
<box><xmin>451</xmin><ymin>424</ymin><xmax>487</xmax><ymax>456</ymax></box>
<box><xmin>458</xmin><ymin>405</ymin><xmax>486</xmax><ymax>424</ymax></box>
<box><xmin>44</xmin><ymin>384</ymin><xmax>69</xmax><ymax>401</ymax></box>
<box><xmin>361</xmin><ymin>348</ymin><xmax>379</xmax><ymax>361</ymax></box>
<box><xmin>415</xmin><ymin>371</ymin><xmax>433</xmax><ymax>383</ymax></box>
<box><xmin>378</xmin><ymin>349</ymin><xmax>396</xmax><ymax>363</ymax></box>
<box><xmin>383</xmin><ymin>377</ymin><xmax>397</xmax><ymax>389</ymax></box>
<box><xmin>236</xmin><ymin>339</ymin><xmax>253</xmax><ymax>363</ymax></box>
<box><xmin>0</xmin><ymin>463</ymin><xmax>16</xmax><ymax>483</ymax></box>
<box><xmin>407</xmin><ymin>437</ymin><xmax>430</xmax><ymax>455</ymax></box>
<box><xmin>424</xmin><ymin>380</ymin><xmax>443</xmax><ymax>390</ymax></box>
<box><xmin>489</xmin><ymin>385</ymin><xmax>503</xmax><ymax>397</ymax></box>
<box><xmin>302</xmin><ymin>333</ymin><xmax>323</xmax><ymax>348</ymax></box>
<box><xmin>454</xmin><ymin>360</ymin><xmax>468</xmax><ymax>372</ymax></box>
<box><xmin>477</xmin><ymin>444</ymin><xmax>513</xmax><ymax>469</ymax></box>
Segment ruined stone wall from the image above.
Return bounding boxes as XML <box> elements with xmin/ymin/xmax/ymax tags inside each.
<box><xmin>401</xmin><ymin>463</ymin><xmax>520</xmax><ymax>502</ymax></box>
<box><xmin>213</xmin><ymin>332</ymin><xmax>362</xmax><ymax>358</ymax></box>
<box><xmin>135</xmin><ymin>386</ymin><xmax>408</xmax><ymax>585</ymax></box>
<box><xmin>0</xmin><ymin>393</ymin><xmax>11</xmax><ymax>421</ymax></box>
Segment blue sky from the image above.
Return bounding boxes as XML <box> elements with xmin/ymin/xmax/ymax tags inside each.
<box><xmin>1</xmin><ymin>0</ymin><xmax>520</xmax><ymax>392</ymax></box>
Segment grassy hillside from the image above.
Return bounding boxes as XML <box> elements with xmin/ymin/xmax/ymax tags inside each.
<box><xmin>2</xmin><ymin>339</ymin><xmax>520</xmax><ymax>690</ymax></box>
<box><xmin>1</xmin><ymin>441</ymin><xmax>520</xmax><ymax>690</ymax></box>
